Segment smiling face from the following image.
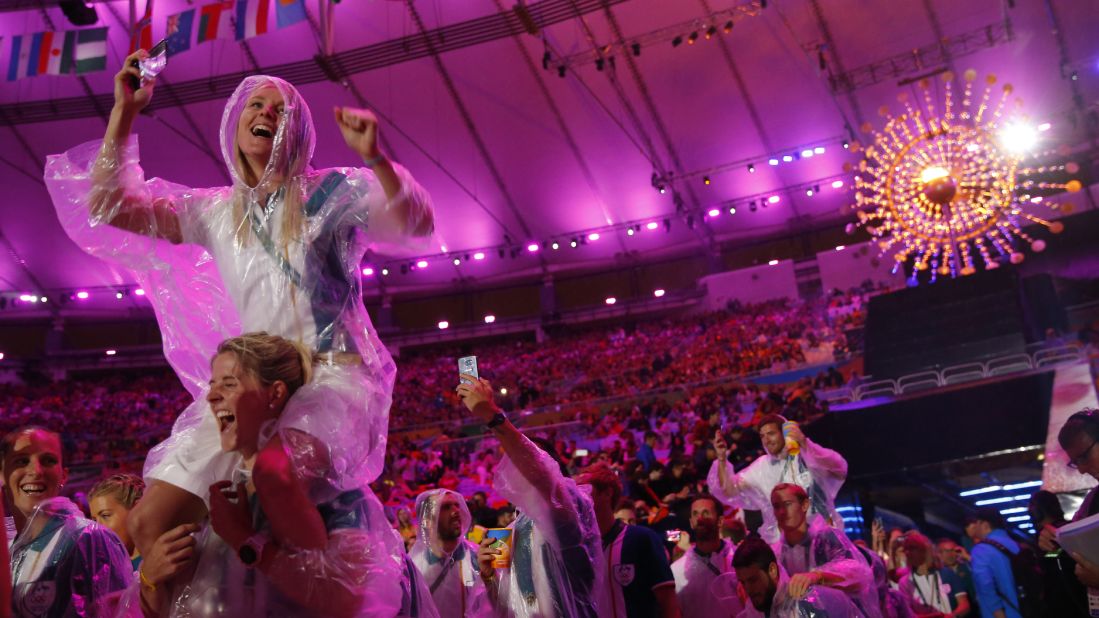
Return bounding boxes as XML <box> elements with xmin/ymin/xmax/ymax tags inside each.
<box><xmin>90</xmin><ymin>494</ymin><xmax>135</xmax><ymax>555</ymax></box>
<box><xmin>235</xmin><ymin>84</ymin><xmax>285</xmax><ymax>179</ymax></box>
<box><xmin>206</xmin><ymin>352</ymin><xmax>278</xmax><ymax>458</ymax></box>
<box><xmin>2</xmin><ymin>429</ymin><xmax>67</xmax><ymax>520</ymax></box>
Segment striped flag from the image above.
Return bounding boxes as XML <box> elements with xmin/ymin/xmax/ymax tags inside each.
<box><xmin>129</xmin><ymin>0</ymin><xmax>154</xmax><ymax>53</ymax></box>
<box><xmin>74</xmin><ymin>27</ymin><xmax>109</xmax><ymax>75</ymax></box>
<box><xmin>275</xmin><ymin>0</ymin><xmax>306</xmax><ymax>29</ymax></box>
<box><xmin>236</xmin><ymin>0</ymin><xmax>270</xmax><ymax>40</ymax></box>
<box><xmin>197</xmin><ymin>1</ymin><xmax>235</xmax><ymax>44</ymax></box>
<box><xmin>7</xmin><ymin>32</ymin><xmax>73</xmax><ymax>80</ymax></box>
<box><xmin>166</xmin><ymin>8</ymin><xmax>196</xmax><ymax>57</ymax></box>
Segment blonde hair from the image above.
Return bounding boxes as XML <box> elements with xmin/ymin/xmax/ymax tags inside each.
<box><xmin>88</xmin><ymin>473</ymin><xmax>145</xmax><ymax>509</ymax></box>
<box><xmin>215</xmin><ymin>331</ymin><xmax>313</xmax><ymax>396</ymax></box>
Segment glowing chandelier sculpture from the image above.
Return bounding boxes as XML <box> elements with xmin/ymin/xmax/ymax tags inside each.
<box><xmin>848</xmin><ymin>69</ymin><xmax>1081</xmax><ymax>280</ymax></box>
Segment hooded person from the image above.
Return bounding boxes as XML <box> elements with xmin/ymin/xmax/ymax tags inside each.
<box><xmin>409</xmin><ymin>489</ymin><xmax>490</xmax><ymax>618</ymax></box>
<box><xmin>43</xmin><ymin>55</ymin><xmax>434</xmax><ymax>575</ymax></box>
<box><xmin>770</xmin><ymin>484</ymin><xmax>880</xmax><ymax>618</ymax></box>
<box><xmin>727</xmin><ymin>537</ymin><xmax>863</xmax><ymax>618</ymax></box>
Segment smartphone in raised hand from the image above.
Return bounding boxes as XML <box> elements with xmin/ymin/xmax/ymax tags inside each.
<box><xmin>458</xmin><ymin>355</ymin><xmax>479</xmax><ymax>385</ymax></box>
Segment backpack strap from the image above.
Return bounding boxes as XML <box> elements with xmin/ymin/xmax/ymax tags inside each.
<box><xmin>978</xmin><ymin>538</ymin><xmax>1022</xmax><ymax>614</ymax></box>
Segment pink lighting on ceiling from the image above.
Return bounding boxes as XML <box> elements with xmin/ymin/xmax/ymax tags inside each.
<box><xmin>527</xmin><ymin>243</ymin><xmax>539</xmax><ymax>253</ymax></box>
<box><xmin>646</xmin><ymin>222</ymin><xmax>659</xmax><ymax>231</ymax></box>
<box><xmin>75</xmin><ymin>291</ymin><xmax>89</xmax><ymax>299</ymax></box>
<box><xmin>473</xmin><ymin>252</ymin><xmax>485</xmax><ymax>260</ymax></box>
<box><xmin>707</xmin><ymin>208</ymin><xmax>720</xmax><ymax>217</ymax></box>
<box><xmin>415</xmin><ymin>260</ymin><xmax>428</xmax><ymax>269</ymax></box>
<box><xmin>588</xmin><ymin>232</ymin><xmax>600</xmax><ymax>241</ymax></box>
<box><xmin>134</xmin><ymin>288</ymin><xmax>146</xmax><ymax>296</ymax></box>
<box><xmin>831</xmin><ymin>180</ymin><xmax>844</xmax><ymax>189</ymax></box>
<box><xmin>768</xmin><ymin>195</ymin><xmax>781</xmax><ymax>204</ymax></box>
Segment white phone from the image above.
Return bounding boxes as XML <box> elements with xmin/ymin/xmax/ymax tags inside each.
<box><xmin>458</xmin><ymin>355</ymin><xmax>479</xmax><ymax>385</ymax></box>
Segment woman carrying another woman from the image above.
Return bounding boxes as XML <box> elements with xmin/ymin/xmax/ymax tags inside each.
<box><xmin>132</xmin><ymin>332</ymin><xmax>435</xmax><ymax>617</ymax></box>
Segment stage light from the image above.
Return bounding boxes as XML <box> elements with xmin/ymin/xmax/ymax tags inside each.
<box><xmin>959</xmin><ymin>485</ymin><xmax>1001</xmax><ymax>497</ymax></box>
<box><xmin>605</xmin><ymin>297</ymin><xmax>616</xmax><ymax>305</ymax></box>
<box><xmin>473</xmin><ymin>252</ymin><xmax>485</xmax><ymax>260</ymax></box>
<box><xmin>362</xmin><ymin>267</ymin><xmax>374</xmax><ymax>276</ymax></box>
<box><xmin>116</xmin><ymin>292</ymin><xmax>124</xmax><ymax>299</ymax></box>
<box><xmin>570</xmin><ymin>239</ymin><xmax>578</xmax><ymax>248</ymax></box>
<box><xmin>453</xmin><ymin>258</ymin><xmax>461</xmax><ymax>266</ymax></box>
<box><xmin>835</xmin><ymin>245</ymin><xmax>845</xmax><ymax>251</ymax></box>
<box><xmin>18</xmin><ymin>294</ymin><xmax>35</xmax><ymax>302</ymax></box>
<box><xmin>801</xmin><ymin>149</ymin><xmax>814</xmax><ymax>158</ymax></box>
<box><xmin>135</xmin><ymin>288</ymin><xmax>146</xmax><ymax>296</ymax></box>
<box><xmin>1006</xmin><ymin>515</ymin><xmax>1030</xmax><ymax>523</ymax></box>
<box><xmin>437</xmin><ymin>321</ymin><xmax>449</xmax><ymax>330</ymax></box>
<box><xmin>1000</xmin><ymin>123</ymin><xmax>1038</xmax><ymax>153</ymax></box>
<box><xmin>782</xmin><ymin>155</ymin><xmax>793</xmax><ymax>163</ymax></box>
<box><xmin>653</xmin><ymin>289</ymin><xmax>665</xmax><ymax>298</ymax></box>
<box><xmin>842</xmin><ymin>140</ymin><xmax>849</xmax><ymax>149</ymax></box>
<box><xmin>484</xmin><ymin>315</ymin><xmax>496</xmax><ymax>324</ymax></box>
<box><xmin>705</xmin><ymin>26</ymin><xmax>716</xmax><ymax>40</ymax></box>
<box><xmin>552</xmin><ymin>241</ymin><xmax>560</xmax><ymax>250</ymax></box>
<box><xmin>920</xmin><ymin>166</ymin><xmax>950</xmax><ymax>183</ymax></box>
<box><xmin>0</xmin><ymin>353</ymin><xmax>4</xmax><ymax>361</ymax></box>
<box><xmin>588</xmin><ymin>232</ymin><xmax>600</xmax><ymax>241</ymax></box>
<box><xmin>729</xmin><ymin>207</ymin><xmax>737</xmax><ymax>215</ymax></box>
<box><xmin>382</xmin><ymin>268</ymin><xmax>389</xmax><ymax>276</ymax></box>
<box><xmin>416</xmin><ymin>260</ymin><xmax>428</xmax><ymax>269</ymax></box>
<box><xmin>687</xmin><ymin>31</ymin><xmax>698</xmax><ymax>45</ymax></box>
<box><xmin>1037</xmin><ymin>122</ymin><xmax>1051</xmax><ymax>132</ymax></box>
<box><xmin>105</xmin><ymin>349</ymin><xmax>117</xmax><ymax>356</ymax></box>
<box><xmin>703</xmin><ymin>176</ymin><xmax>711</xmax><ymax>185</ymax></box>
<box><xmin>76</xmin><ymin>291</ymin><xmax>89</xmax><ymax>300</ymax></box>
<box><xmin>723</xmin><ymin>21</ymin><xmax>733</xmax><ymax>34</ymax></box>
<box><xmin>767</xmin><ymin>195</ymin><xmax>780</xmax><ymax>204</ymax></box>
<box><xmin>1002</xmin><ymin>480</ymin><xmax>1042</xmax><ymax>491</ymax></box>
<box><xmin>831</xmin><ymin>180</ymin><xmax>844</xmax><ymax>189</ymax></box>
<box><xmin>441</xmin><ymin>245</ymin><xmax>448</xmax><ymax>252</ymax></box>
<box><xmin>646</xmin><ymin>222</ymin><xmax>659</xmax><ymax>231</ymax></box>
<box><xmin>748</xmin><ymin>164</ymin><xmax>755</xmax><ymax>173</ymax></box>
<box><xmin>768</xmin><ymin>158</ymin><xmax>779</xmax><ymax>166</ymax></box>
<box><xmin>707</xmin><ymin>208</ymin><xmax>720</xmax><ymax>217</ymax></box>
<box><xmin>1000</xmin><ymin>507</ymin><xmax>1028</xmax><ymax>515</ymax></box>
<box><xmin>527</xmin><ymin>243</ymin><xmax>539</xmax><ymax>253</ymax></box>
<box><xmin>806</xmin><ymin>189</ymin><xmax>814</xmax><ymax>196</ymax></box>
<box><xmin>814</xmin><ymin>146</ymin><xmax>825</xmax><ymax>154</ymax></box>
<box><xmin>627</xmin><ymin>228</ymin><xmax>635</xmax><ymax>236</ymax></box>
<box><xmin>658</xmin><ymin>186</ymin><xmax>666</xmax><ymax>194</ymax></box>
<box><xmin>768</xmin><ymin>259</ymin><xmax>779</xmax><ymax>266</ymax></box>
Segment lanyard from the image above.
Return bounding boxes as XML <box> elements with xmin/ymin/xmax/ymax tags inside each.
<box><xmin>913</xmin><ymin>571</ymin><xmax>943</xmax><ymax>609</ymax></box>
<box><xmin>693</xmin><ymin>543</ymin><xmax>726</xmax><ymax>577</ymax></box>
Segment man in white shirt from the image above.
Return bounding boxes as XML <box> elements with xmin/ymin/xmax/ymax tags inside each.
<box><xmin>670</xmin><ymin>495</ymin><xmax>742</xmax><ymax>618</ymax></box>
<box><xmin>708</xmin><ymin>414</ymin><xmax>847</xmax><ymax>544</ymax></box>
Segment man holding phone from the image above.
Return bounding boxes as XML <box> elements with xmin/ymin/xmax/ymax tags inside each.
<box><xmin>669</xmin><ymin>495</ymin><xmax>742</xmax><ymax>618</ymax></box>
<box><xmin>456</xmin><ymin>372</ymin><xmax>604</xmax><ymax>617</ymax></box>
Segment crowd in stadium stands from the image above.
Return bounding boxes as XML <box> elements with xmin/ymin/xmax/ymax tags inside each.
<box><xmin>8</xmin><ymin>279</ymin><xmax>1099</xmax><ymax>617</ymax></box>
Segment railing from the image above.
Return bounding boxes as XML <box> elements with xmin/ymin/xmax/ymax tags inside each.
<box><xmin>817</xmin><ymin>342</ymin><xmax>1087</xmax><ymax>406</ymax></box>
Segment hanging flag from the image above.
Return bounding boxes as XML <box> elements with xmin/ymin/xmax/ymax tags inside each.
<box><xmin>7</xmin><ymin>34</ymin><xmax>32</xmax><ymax>80</ymax></box>
<box><xmin>74</xmin><ymin>27</ymin><xmax>109</xmax><ymax>74</ymax></box>
<box><xmin>275</xmin><ymin>0</ymin><xmax>306</xmax><ymax>29</ymax></box>
<box><xmin>236</xmin><ymin>0</ymin><xmax>270</xmax><ymax>40</ymax></box>
<box><xmin>44</xmin><ymin>31</ymin><xmax>77</xmax><ymax>75</ymax></box>
<box><xmin>197</xmin><ymin>1</ymin><xmax>235</xmax><ymax>44</ymax></box>
<box><xmin>129</xmin><ymin>0</ymin><xmax>154</xmax><ymax>53</ymax></box>
<box><xmin>165</xmin><ymin>8</ymin><xmax>196</xmax><ymax>57</ymax></box>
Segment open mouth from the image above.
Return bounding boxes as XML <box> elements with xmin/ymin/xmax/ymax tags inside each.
<box><xmin>216</xmin><ymin>410</ymin><xmax>236</xmax><ymax>433</ymax></box>
<box><xmin>20</xmin><ymin>482</ymin><xmax>47</xmax><ymax>496</ymax></box>
<box><xmin>250</xmin><ymin>124</ymin><xmax>274</xmax><ymax>139</ymax></box>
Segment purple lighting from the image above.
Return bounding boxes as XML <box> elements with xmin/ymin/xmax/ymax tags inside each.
<box><xmin>605</xmin><ymin>297</ymin><xmax>616</xmax><ymax>305</ymax></box>
<box><xmin>646</xmin><ymin>222</ymin><xmax>659</xmax><ymax>231</ymax></box>
<box><xmin>707</xmin><ymin>208</ymin><xmax>720</xmax><ymax>217</ymax></box>
<box><xmin>484</xmin><ymin>315</ymin><xmax>496</xmax><ymax>324</ymax></box>
<box><xmin>768</xmin><ymin>195</ymin><xmax>781</xmax><ymax>204</ymax></box>
<box><xmin>105</xmin><ymin>349</ymin><xmax>117</xmax><ymax>356</ymax></box>
<box><xmin>473</xmin><ymin>252</ymin><xmax>485</xmax><ymax>260</ymax></box>
<box><xmin>134</xmin><ymin>288</ymin><xmax>146</xmax><ymax>296</ymax></box>
<box><xmin>437</xmin><ymin>321</ymin><xmax>449</xmax><ymax>330</ymax></box>
<box><xmin>18</xmin><ymin>294</ymin><xmax>35</xmax><ymax>302</ymax></box>
<box><xmin>588</xmin><ymin>232</ymin><xmax>600</xmax><ymax>241</ymax></box>
<box><xmin>415</xmin><ymin>260</ymin><xmax>428</xmax><ymax>269</ymax></box>
<box><xmin>362</xmin><ymin>267</ymin><xmax>374</xmax><ymax>276</ymax></box>
<box><xmin>76</xmin><ymin>291</ymin><xmax>89</xmax><ymax>300</ymax></box>
<box><xmin>653</xmin><ymin>289</ymin><xmax>665</xmax><ymax>298</ymax></box>
<box><xmin>527</xmin><ymin>243</ymin><xmax>539</xmax><ymax>253</ymax></box>
<box><xmin>831</xmin><ymin>180</ymin><xmax>844</xmax><ymax>189</ymax></box>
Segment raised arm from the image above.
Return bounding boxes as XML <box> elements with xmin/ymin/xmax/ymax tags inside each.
<box><xmin>89</xmin><ymin>50</ymin><xmax>184</xmax><ymax>244</ymax></box>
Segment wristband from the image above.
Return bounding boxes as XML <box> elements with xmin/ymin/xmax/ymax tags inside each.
<box><xmin>363</xmin><ymin>153</ymin><xmax>387</xmax><ymax>169</ymax></box>
<box><xmin>139</xmin><ymin>568</ymin><xmax>156</xmax><ymax>592</ymax></box>
<box><xmin>486</xmin><ymin>412</ymin><xmax>508</xmax><ymax>430</ymax></box>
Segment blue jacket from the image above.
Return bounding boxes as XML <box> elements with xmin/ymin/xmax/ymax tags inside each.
<box><xmin>971</xmin><ymin>529</ymin><xmax>1022</xmax><ymax>618</ymax></box>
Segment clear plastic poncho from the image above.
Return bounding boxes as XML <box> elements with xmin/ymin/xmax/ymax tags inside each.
<box><xmin>409</xmin><ymin>489</ymin><xmax>489</xmax><ymax>618</ymax></box>
<box><xmin>9</xmin><ymin>497</ymin><xmax>133</xmax><ymax>617</ymax></box>
<box><xmin>723</xmin><ymin>564</ymin><xmax>865</xmax><ymax>618</ymax></box>
<box><xmin>487</xmin><ymin>440</ymin><xmax>605</xmax><ymax>618</ymax></box>
<box><xmin>44</xmin><ymin>75</ymin><xmax>434</xmax><ymax>500</ymax></box>
<box><xmin>112</xmin><ymin>487</ymin><xmax>431</xmax><ymax>617</ymax></box>
<box><xmin>708</xmin><ymin>436</ymin><xmax>848</xmax><ymax>544</ymax></box>
<box><xmin>669</xmin><ymin>540</ymin><xmax>744</xmax><ymax>618</ymax></box>
<box><xmin>776</xmin><ymin>516</ymin><xmax>881</xmax><ymax>618</ymax></box>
